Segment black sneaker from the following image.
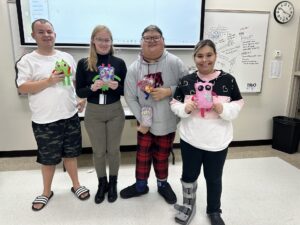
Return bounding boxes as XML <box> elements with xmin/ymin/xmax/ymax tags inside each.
<box><xmin>120</xmin><ymin>183</ymin><xmax>149</xmax><ymax>199</ymax></box>
<box><xmin>208</xmin><ymin>213</ymin><xmax>225</xmax><ymax>225</ymax></box>
<box><xmin>158</xmin><ymin>182</ymin><xmax>177</xmax><ymax>204</ymax></box>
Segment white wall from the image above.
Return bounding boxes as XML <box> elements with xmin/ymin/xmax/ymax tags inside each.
<box><xmin>1</xmin><ymin>0</ymin><xmax>299</xmax><ymax>151</ymax></box>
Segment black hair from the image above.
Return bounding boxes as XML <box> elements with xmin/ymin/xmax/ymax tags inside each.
<box><xmin>142</xmin><ymin>25</ymin><xmax>163</xmax><ymax>37</ymax></box>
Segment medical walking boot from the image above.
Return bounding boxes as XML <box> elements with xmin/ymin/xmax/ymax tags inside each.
<box><xmin>174</xmin><ymin>180</ymin><xmax>197</xmax><ymax>225</ymax></box>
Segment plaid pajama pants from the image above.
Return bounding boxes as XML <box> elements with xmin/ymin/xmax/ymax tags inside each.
<box><xmin>135</xmin><ymin>131</ymin><xmax>175</xmax><ymax>180</ymax></box>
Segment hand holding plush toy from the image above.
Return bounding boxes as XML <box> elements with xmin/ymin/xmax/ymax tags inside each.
<box><xmin>192</xmin><ymin>81</ymin><xmax>216</xmax><ymax>117</ymax></box>
<box><xmin>137</xmin><ymin>77</ymin><xmax>155</xmax><ymax>100</ymax></box>
<box><xmin>53</xmin><ymin>59</ymin><xmax>71</xmax><ymax>86</ymax></box>
<box><xmin>91</xmin><ymin>64</ymin><xmax>121</xmax><ymax>91</ymax></box>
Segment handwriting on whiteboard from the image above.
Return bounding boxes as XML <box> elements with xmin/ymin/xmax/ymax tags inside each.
<box><xmin>205</xmin><ymin>25</ymin><xmax>262</xmax><ymax>74</ymax></box>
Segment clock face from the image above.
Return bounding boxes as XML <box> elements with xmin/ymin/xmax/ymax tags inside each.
<box><xmin>274</xmin><ymin>1</ymin><xmax>294</xmax><ymax>24</ymax></box>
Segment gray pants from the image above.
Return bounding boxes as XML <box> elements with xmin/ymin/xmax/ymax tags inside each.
<box><xmin>84</xmin><ymin>101</ymin><xmax>125</xmax><ymax>178</ymax></box>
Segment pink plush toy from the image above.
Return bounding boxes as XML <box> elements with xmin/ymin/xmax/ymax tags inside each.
<box><xmin>192</xmin><ymin>81</ymin><xmax>216</xmax><ymax>117</ymax></box>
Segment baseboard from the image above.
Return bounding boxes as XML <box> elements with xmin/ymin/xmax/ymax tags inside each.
<box><xmin>0</xmin><ymin>139</ymin><xmax>272</xmax><ymax>158</ymax></box>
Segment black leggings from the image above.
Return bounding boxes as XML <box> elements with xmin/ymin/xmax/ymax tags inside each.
<box><xmin>180</xmin><ymin>139</ymin><xmax>228</xmax><ymax>214</ymax></box>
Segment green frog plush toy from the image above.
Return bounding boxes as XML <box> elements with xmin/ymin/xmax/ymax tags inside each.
<box><xmin>54</xmin><ymin>59</ymin><xmax>72</xmax><ymax>86</ymax></box>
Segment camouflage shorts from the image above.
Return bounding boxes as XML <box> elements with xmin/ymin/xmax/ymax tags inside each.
<box><xmin>32</xmin><ymin>113</ymin><xmax>82</xmax><ymax>165</ymax></box>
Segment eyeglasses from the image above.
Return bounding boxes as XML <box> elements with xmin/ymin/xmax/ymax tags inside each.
<box><xmin>94</xmin><ymin>38</ymin><xmax>112</xmax><ymax>44</ymax></box>
<box><xmin>142</xmin><ymin>36</ymin><xmax>162</xmax><ymax>42</ymax></box>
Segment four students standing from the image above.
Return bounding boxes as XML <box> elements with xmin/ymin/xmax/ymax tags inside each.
<box><xmin>16</xmin><ymin>19</ymin><xmax>243</xmax><ymax>225</ymax></box>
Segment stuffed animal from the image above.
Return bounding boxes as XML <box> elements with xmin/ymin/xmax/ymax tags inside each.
<box><xmin>137</xmin><ymin>77</ymin><xmax>155</xmax><ymax>100</ymax></box>
<box><xmin>99</xmin><ymin>64</ymin><xmax>114</xmax><ymax>83</ymax></box>
<box><xmin>137</xmin><ymin>72</ymin><xmax>163</xmax><ymax>100</ymax></box>
<box><xmin>141</xmin><ymin>106</ymin><xmax>152</xmax><ymax>127</ymax></box>
<box><xmin>92</xmin><ymin>64</ymin><xmax>121</xmax><ymax>91</ymax></box>
<box><xmin>193</xmin><ymin>81</ymin><xmax>216</xmax><ymax>117</ymax></box>
<box><xmin>54</xmin><ymin>59</ymin><xmax>71</xmax><ymax>86</ymax></box>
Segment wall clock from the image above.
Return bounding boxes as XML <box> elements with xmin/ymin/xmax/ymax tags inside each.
<box><xmin>274</xmin><ymin>1</ymin><xmax>294</xmax><ymax>24</ymax></box>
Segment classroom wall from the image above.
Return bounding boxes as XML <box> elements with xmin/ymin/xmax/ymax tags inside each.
<box><xmin>0</xmin><ymin>0</ymin><xmax>299</xmax><ymax>151</ymax></box>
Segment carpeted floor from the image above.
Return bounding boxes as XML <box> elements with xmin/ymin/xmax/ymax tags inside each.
<box><xmin>0</xmin><ymin>157</ymin><xmax>300</xmax><ymax>225</ymax></box>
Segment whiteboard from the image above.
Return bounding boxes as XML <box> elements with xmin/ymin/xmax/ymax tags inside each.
<box><xmin>204</xmin><ymin>10</ymin><xmax>270</xmax><ymax>93</ymax></box>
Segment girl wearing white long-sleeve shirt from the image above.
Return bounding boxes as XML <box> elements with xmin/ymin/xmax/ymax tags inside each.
<box><xmin>170</xmin><ymin>39</ymin><xmax>244</xmax><ymax>225</ymax></box>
